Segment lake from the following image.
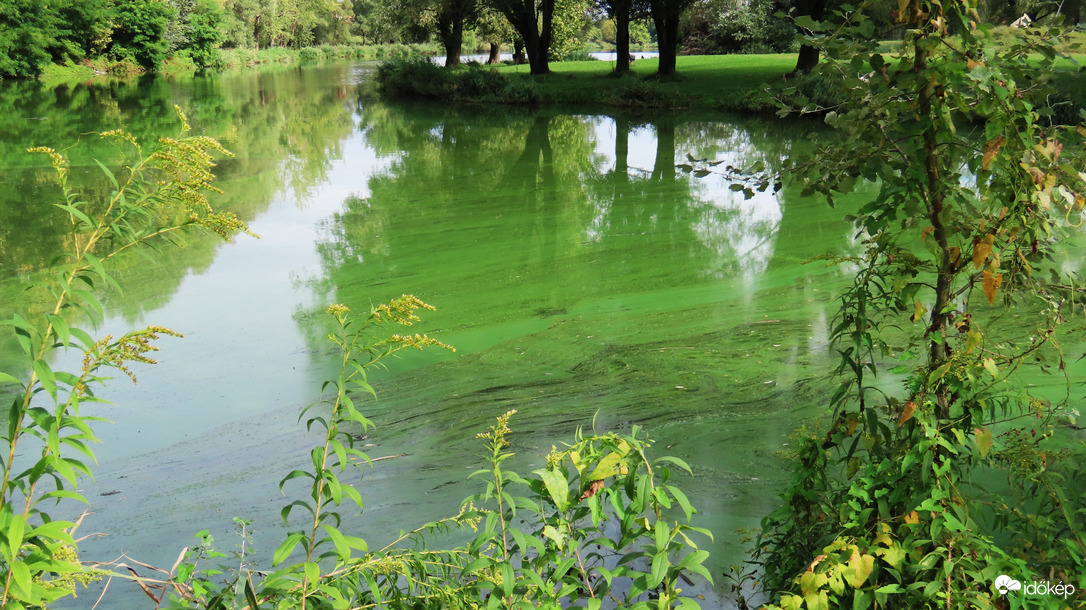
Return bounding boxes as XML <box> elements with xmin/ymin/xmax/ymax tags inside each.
<box><xmin>1</xmin><ymin>61</ymin><xmax>868</xmax><ymax>606</ymax></box>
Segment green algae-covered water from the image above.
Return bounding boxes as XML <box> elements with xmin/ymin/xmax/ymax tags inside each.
<box><xmin>1</xmin><ymin>63</ymin><xmax>877</xmax><ymax>606</ymax></box>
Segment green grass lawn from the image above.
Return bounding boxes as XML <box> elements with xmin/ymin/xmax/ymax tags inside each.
<box><xmin>493</xmin><ymin>54</ymin><xmax>798</xmax><ymax>111</ymax></box>
<box><xmin>484</xmin><ymin>51</ymin><xmax>1086</xmax><ymax>116</ymax></box>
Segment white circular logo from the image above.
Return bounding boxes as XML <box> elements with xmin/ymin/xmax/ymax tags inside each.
<box><xmin>995</xmin><ymin>575</ymin><xmax>1022</xmax><ymax>595</ymax></box>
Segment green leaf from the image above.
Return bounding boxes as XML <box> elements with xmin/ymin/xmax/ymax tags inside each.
<box><xmin>94</xmin><ymin>159</ymin><xmax>119</xmax><ymax>190</ymax></box>
<box><xmin>54</xmin><ymin>203</ymin><xmax>95</xmax><ymax>230</ymax></box>
<box><xmin>32</xmin><ymin>360</ymin><xmax>58</xmax><ymax>403</ymax></box>
<box><xmin>649</xmin><ymin>551</ymin><xmax>668</xmax><ymax>588</ymax></box>
<box><xmin>69</xmin><ymin>289</ymin><xmax>104</xmax><ymax>321</ymax></box>
<box><xmin>322</xmin><ymin>525</ymin><xmax>351</xmax><ymax>561</ymax></box>
<box><xmin>272</xmin><ymin>531</ymin><xmax>306</xmax><ymax>566</ymax></box>
<box><xmin>535</xmin><ymin>467</ymin><xmax>570</xmax><ymax>511</ymax></box>
<box><xmin>303</xmin><ymin>560</ymin><xmax>320</xmax><ymax>586</ymax></box>
<box><xmin>463</xmin><ymin>557</ymin><xmax>492</xmax><ymax>574</ymax></box>
<box><xmin>542</xmin><ymin>524</ymin><xmax>567</xmax><ymax>550</ymax></box>
<box><xmin>9</xmin><ymin>559</ymin><xmax>32</xmax><ymax>600</ymax></box>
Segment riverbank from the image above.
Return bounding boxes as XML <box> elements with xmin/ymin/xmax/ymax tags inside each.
<box><xmin>36</xmin><ymin>43</ymin><xmax>439</xmax><ymax>86</ymax></box>
<box><xmin>497</xmin><ymin>54</ymin><xmax>796</xmax><ymax>112</ymax></box>
<box><xmin>377</xmin><ymin>52</ymin><xmax>1086</xmax><ymax>117</ymax></box>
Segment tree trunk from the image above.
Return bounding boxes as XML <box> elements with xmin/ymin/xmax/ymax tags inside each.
<box><xmin>438</xmin><ymin>12</ymin><xmax>464</xmax><ymax>69</ymax></box>
<box><xmin>614</xmin><ymin>10</ymin><xmax>632</xmax><ymax>74</ymax></box>
<box><xmin>653</xmin><ymin>9</ymin><xmax>680</xmax><ymax>76</ymax></box>
<box><xmin>789</xmin><ymin>0</ymin><xmax>827</xmax><ymax>75</ymax></box>
<box><xmin>493</xmin><ymin>0</ymin><xmax>552</xmax><ymax>74</ymax></box>
<box><xmin>791</xmin><ymin>44</ymin><xmax>819</xmax><ymax>75</ymax></box>
<box><xmin>487</xmin><ymin>42</ymin><xmax>501</xmax><ymax>64</ymax></box>
<box><xmin>523</xmin><ymin>27</ymin><xmax>550</xmax><ymax>74</ymax></box>
<box><xmin>513</xmin><ymin>39</ymin><xmax>526</xmax><ymax>63</ymax></box>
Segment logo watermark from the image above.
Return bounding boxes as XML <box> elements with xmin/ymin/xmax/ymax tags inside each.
<box><xmin>995</xmin><ymin>575</ymin><xmax>1021</xmax><ymax>595</ymax></box>
<box><xmin>994</xmin><ymin>574</ymin><xmax>1077</xmax><ymax>600</ymax></box>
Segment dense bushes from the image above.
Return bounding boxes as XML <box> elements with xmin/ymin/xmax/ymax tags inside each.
<box><xmin>375</xmin><ymin>57</ymin><xmax>539</xmax><ymax>103</ymax></box>
<box><xmin>109</xmin><ymin>0</ymin><xmax>173</xmax><ymax>70</ymax></box>
<box><xmin>681</xmin><ymin>0</ymin><xmax>795</xmax><ymax>55</ymax></box>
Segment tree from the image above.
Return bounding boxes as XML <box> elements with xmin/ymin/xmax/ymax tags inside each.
<box><xmin>487</xmin><ymin>0</ymin><xmax>556</xmax><ymax>74</ymax></box>
<box><xmin>648</xmin><ymin>0</ymin><xmax>695</xmax><ymax>76</ymax></box>
<box><xmin>475</xmin><ymin>6</ymin><xmax>515</xmax><ymax>63</ymax></box>
<box><xmin>164</xmin><ymin>0</ymin><xmax>196</xmax><ymax>52</ymax></box>
<box><xmin>220</xmin><ymin>0</ymin><xmax>260</xmax><ymax>48</ymax></box>
<box><xmin>788</xmin><ymin>0</ymin><xmax>828</xmax><ymax>74</ymax></box>
<box><xmin>599</xmin><ymin>0</ymin><xmax>648</xmax><ymax>73</ymax></box>
<box><xmin>110</xmin><ymin>0</ymin><xmax>174</xmax><ymax>70</ymax></box>
<box><xmin>52</xmin><ymin>0</ymin><xmax>113</xmax><ymax>61</ymax></box>
<box><xmin>743</xmin><ymin>1</ymin><xmax>1086</xmax><ymax>607</ymax></box>
<box><xmin>680</xmin><ymin>0</ymin><xmax>793</xmax><ymax>55</ymax></box>
<box><xmin>548</xmin><ymin>0</ymin><xmax>591</xmax><ymax>59</ymax></box>
<box><xmin>437</xmin><ymin>0</ymin><xmax>479</xmax><ymax>68</ymax></box>
<box><xmin>0</xmin><ymin>0</ymin><xmax>60</xmax><ymax>77</ymax></box>
<box><xmin>187</xmin><ymin>0</ymin><xmax>225</xmax><ymax>68</ymax></box>
<box><xmin>352</xmin><ymin>0</ymin><xmax>407</xmax><ymax>44</ymax></box>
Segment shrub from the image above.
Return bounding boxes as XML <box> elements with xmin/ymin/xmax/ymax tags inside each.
<box><xmin>298</xmin><ymin>47</ymin><xmax>322</xmax><ymax>63</ymax></box>
<box><xmin>375</xmin><ymin>56</ymin><xmax>451</xmax><ymax>98</ymax></box>
<box><xmin>560</xmin><ymin>48</ymin><xmax>597</xmax><ymax>62</ymax></box>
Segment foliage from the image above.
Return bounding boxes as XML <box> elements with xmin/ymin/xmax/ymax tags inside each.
<box><xmin>376</xmin><ymin>57</ymin><xmax>540</xmax><ymax>103</ymax></box>
<box><xmin>681</xmin><ymin>0</ymin><xmax>794</xmax><ymax>55</ymax></box>
<box><xmin>185</xmin><ymin>0</ymin><xmax>225</xmax><ymax>70</ymax></box>
<box><xmin>0</xmin><ymin>0</ymin><xmax>109</xmax><ymax>78</ymax></box>
<box><xmin>0</xmin><ymin>107</ymin><xmax>250</xmax><ymax>607</ymax></box>
<box><xmin>298</xmin><ymin>47</ymin><xmax>323</xmax><ymax>63</ymax></box>
<box><xmin>144</xmin><ymin>300</ymin><xmax>712</xmax><ymax>608</ymax></box>
<box><xmin>110</xmin><ymin>0</ymin><xmax>175</xmax><ymax>70</ymax></box>
<box><xmin>549</xmin><ymin>0</ymin><xmax>594</xmax><ymax>60</ymax></box>
<box><xmin>0</xmin><ymin>0</ymin><xmax>56</xmax><ymax>78</ymax></box>
<box><xmin>711</xmin><ymin>0</ymin><xmax>1086</xmax><ymax>608</ymax></box>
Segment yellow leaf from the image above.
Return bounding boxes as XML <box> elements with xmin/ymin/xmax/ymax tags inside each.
<box><xmin>973</xmin><ymin>234</ymin><xmax>995</xmax><ymax>269</ymax></box>
<box><xmin>982</xmin><ymin>270</ymin><xmax>1003</xmax><ymax>305</ymax></box>
<box><xmin>898</xmin><ymin>401</ymin><xmax>915</xmax><ymax>426</ymax></box>
<box><xmin>975</xmin><ymin>426</ymin><xmax>992</xmax><ymax>457</ymax></box>
<box><xmin>982</xmin><ymin>136</ymin><xmax>1004</xmax><ymax>170</ymax></box>
<box><xmin>921</xmin><ymin>225</ymin><xmax>935</xmax><ymax>241</ymax></box>
<box><xmin>912</xmin><ymin>299</ymin><xmax>927</xmax><ymax>322</ymax></box>
<box><xmin>587</xmin><ymin>452</ymin><xmax>624</xmax><ymax>481</ymax></box>
<box><xmin>964</xmin><ymin>330</ymin><xmax>982</xmax><ymax>353</ymax></box>
<box><xmin>844</xmin><ymin>550</ymin><xmax>875</xmax><ymax>588</ymax></box>
<box><xmin>904</xmin><ymin>510</ymin><xmax>919</xmax><ymax>524</ymax></box>
<box><xmin>799</xmin><ymin>570</ymin><xmax>828</xmax><ymax>596</ymax></box>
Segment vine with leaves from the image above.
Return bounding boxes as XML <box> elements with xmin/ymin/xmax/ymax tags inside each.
<box><xmin>716</xmin><ymin>1</ymin><xmax>1086</xmax><ymax>608</ymax></box>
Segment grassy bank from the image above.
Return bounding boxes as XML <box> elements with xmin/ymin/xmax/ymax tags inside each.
<box><xmin>496</xmin><ymin>54</ymin><xmax>796</xmax><ymax>111</ymax></box>
<box><xmin>36</xmin><ymin>43</ymin><xmax>440</xmax><ymax>86</ymax></box>
<box><xmin>379</xmin><ymin>51</ymin><xmax>1086</xmax><ymax>118</ymax></box>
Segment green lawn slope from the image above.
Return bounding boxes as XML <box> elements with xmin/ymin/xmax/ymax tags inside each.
<box><xmin>496</xmin><ymin>54</ymin><xmax>797</xmax><ymax>111</ymax></box>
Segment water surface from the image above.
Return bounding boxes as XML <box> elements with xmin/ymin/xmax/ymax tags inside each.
<box><xmin>0</xmin><ymin>62</ymin><xmax>865</xmax><ymax>606</ymax></box>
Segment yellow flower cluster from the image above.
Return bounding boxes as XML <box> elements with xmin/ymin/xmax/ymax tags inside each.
<box><xmin>372</xmin><ymin>294</ymin><xmax>436</xmax><ymax>326</ymax></box>
<box><xmin>386</xmin><ymin>333</ymin><xmax>455</xmax><ymax>352</ymax></box>
<box><xmin>326</xmin><ymin>303</ymin><xmax>351</xmax><ymax>317</ymax></box>
<box><xmin>475</xmin><ymin>409</ymin><xmax>517</xmax><ymax>447</ymax></box>
<box><xmin>27</xmin><ymin>146</ymin><xmax>69</xmax><ymax>179</ymax></box>
<box><xmin>82</xmin><ymin>326</ymin><xmax>183</xmax><ymax>384</ymax></box>
<box><xmin>98</xmin><ymin>129</ymin><xmax>139</xmax><ymax>147</ymax></box>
